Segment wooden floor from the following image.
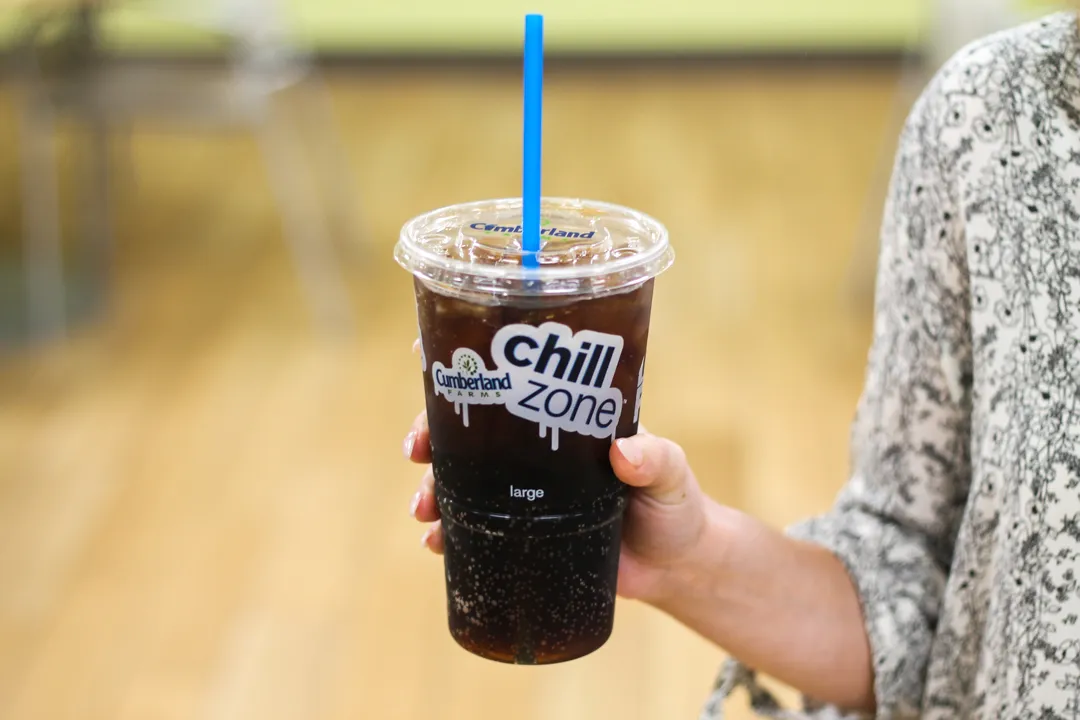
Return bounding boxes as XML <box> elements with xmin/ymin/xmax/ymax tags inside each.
<box><xmin>0</xmin><ymin>63</ymin><xmax>899</xmax><ymax>720</ymax></box>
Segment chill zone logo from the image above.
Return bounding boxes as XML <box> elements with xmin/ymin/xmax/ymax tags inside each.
<box><xmin>430</xmin><ymin>323</ymin><xmax>624</xmax><ymax>450</ymax></box>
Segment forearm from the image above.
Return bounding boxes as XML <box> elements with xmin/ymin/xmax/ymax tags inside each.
<box><xmin>654</xmin><ymin>500</ymin><xmax>875</xmax><ymax>714</ymax></box>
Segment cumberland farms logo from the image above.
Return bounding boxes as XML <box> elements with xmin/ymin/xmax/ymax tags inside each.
<box><xmin>431</xmin><ymin>323</ymin><xmax>625</xmax><ymax>450</ymax></box>
<box><xmin>468</xmin><ymin>217</ymin><xmax>596</xmax><ymax>240</ymax></box>
<box><xmin>431</xmin><ymin>349</ymin><xmax>511</xmax><ymax>427</ymax></box>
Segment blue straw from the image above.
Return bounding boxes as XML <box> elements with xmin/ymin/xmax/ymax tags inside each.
<box><xmin>522</xmin><ymin>14</ymin><xmax>543</xmax><ymax>270</ymax></box>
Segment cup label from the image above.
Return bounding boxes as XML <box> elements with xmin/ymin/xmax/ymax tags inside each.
<box><xmin>431</xmin><ymin>322</ymin><xmax>624</xmax><ymax>450</ymax></box>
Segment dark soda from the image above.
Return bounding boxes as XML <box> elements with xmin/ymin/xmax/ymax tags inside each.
<box><xmin>415</xmin><ymin>277</ymin><xmax>655</xmax><ymax>664</ymax></box>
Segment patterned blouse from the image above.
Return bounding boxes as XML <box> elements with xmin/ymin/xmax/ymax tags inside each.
<box><xmin>703</xmin><ymin>12</ymin><xmax>1080</xmax><ymax>720</ymax></box>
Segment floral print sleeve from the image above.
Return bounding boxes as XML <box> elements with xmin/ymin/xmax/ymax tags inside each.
<box><xmin>704</xmin><ymin>12</ymin><xmax>1080</xmax><ymax>718</ymax></box>
<box><xmin>699</xmin><ymin>21</ymin><xmax>982</xmax><ymax>720</ymax></box>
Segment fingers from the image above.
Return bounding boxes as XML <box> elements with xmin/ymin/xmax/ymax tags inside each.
<box><xmin>409</xmin><ymin>468</ymin><xmax>442</xmax><ymax>554</ymax></box>
<box><xmin>610</xmin><ymin>433</ymin><xmax>694</xmax><ymax>506</ymax></box>
<box><xmin>410</xmin><ymin>468</ymin><xmax>440</xmax><ymax>523</ymax></box>
<box><xmin>421</xmin><ymin>520</ymin><xmax>444</xmax><ymax>554</ymax></box>
<box><xmin>403</xmin><ymin>411</ymin><xmax>432</xmax><ymax>464</ymax></box>
<box><xmin>403</xmin><ymin>404</ymin><xmax>440</xmax><ymax>554</ymax></box>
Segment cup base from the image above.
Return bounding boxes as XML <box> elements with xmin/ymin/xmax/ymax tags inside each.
<box><xmin>438</xmin><ymin>493</ymin><xmax>625</xmax><ymax>665</ymax></box>
<box><xmin>448</xmin><ymin>624</ymin><xmax>613</xmax><ymax>665</ymax></box>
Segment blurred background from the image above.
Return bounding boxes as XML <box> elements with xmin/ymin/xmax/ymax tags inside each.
<box><xmin>0</xmin><ymin>0</ymin><xmax>1066</xmax><ymax>718</ymax></box>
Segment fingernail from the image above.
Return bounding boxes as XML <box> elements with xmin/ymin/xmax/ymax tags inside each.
<box><xmin>412</xmin><ymin>338</ymin><xmax>421</xmax><ymax>353</ymax></box>
<box><xmin>403</xmin><ymin>431</ymin><xmax>416</xmax><ymax>459</ymax></box>
<box><xmin>409</xmin><ymin>492</ymin><xmax>421</xmax><ymax>517</ymax></box>
<box><xmin>420</xmin><ymin>525</ymin><xmax>434</xmax><ymax>548</ymax></box>
<box><xmin>616</xmin><ymin>437</ymin><xmax>644</xmax><ymax>467</ymax></box>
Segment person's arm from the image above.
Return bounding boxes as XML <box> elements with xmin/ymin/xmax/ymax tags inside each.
<box><xmin>688</xmin><ymin>45</ymin><xmax>974</xmax><ymax>718</ymax></box>
<box><xmin>600</xmin><ymin>427</ymin><xmax>875</xmax><ymax>711</ymax></box>
<box><xmin>661</xmin><ymin>503</ymin><xmax>875</xmax><ymax>712</ymax></box>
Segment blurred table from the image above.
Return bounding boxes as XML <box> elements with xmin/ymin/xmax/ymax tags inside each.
<box><xmin>1</xmin><ymin>0</ymin><xmax>358</xmax><ymax>351</ymax></box>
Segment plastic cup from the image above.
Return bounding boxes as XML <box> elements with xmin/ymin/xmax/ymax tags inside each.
<box><xmin>395</xmin><ymin>197</ymin><xmax>673</xmax><ymax>664</ymax></box>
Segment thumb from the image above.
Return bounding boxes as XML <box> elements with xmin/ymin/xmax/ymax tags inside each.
<box><xmin>610</xmin><ymin>433</ymin><xmax>694</xmax><ymax>506</ymax></box>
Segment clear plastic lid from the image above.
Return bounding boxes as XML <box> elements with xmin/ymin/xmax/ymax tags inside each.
<box><xmin>394</xmin><ymin>197</ymin><xmax>673</xmax><ymax>302</ymax></box>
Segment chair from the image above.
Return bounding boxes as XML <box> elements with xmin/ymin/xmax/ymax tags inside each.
<box><xmin>11</xmin><ymin>0</ymin><xmax>361</xmax><ymax>342</ymax></box>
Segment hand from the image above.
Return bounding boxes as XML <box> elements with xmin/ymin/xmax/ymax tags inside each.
<box><xmin>403</xmin><ymin>409</ymin><xmax>709</xmax><ymax>607</ymax></box>
<box><xmin>403</xmin><ymin>410</ymin><xmax>444</xmax><ymax>554</ymax></box>
<box><xmin>608</xmin><ymin>431</ymin><xmax>709</xmax><ymax>604</ymax></box>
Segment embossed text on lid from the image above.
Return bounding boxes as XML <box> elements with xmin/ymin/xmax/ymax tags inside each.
<box><xmin>394</xmin><ymin>197</ymin><xmax>674</xmax><ymax>300</ymax></box>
